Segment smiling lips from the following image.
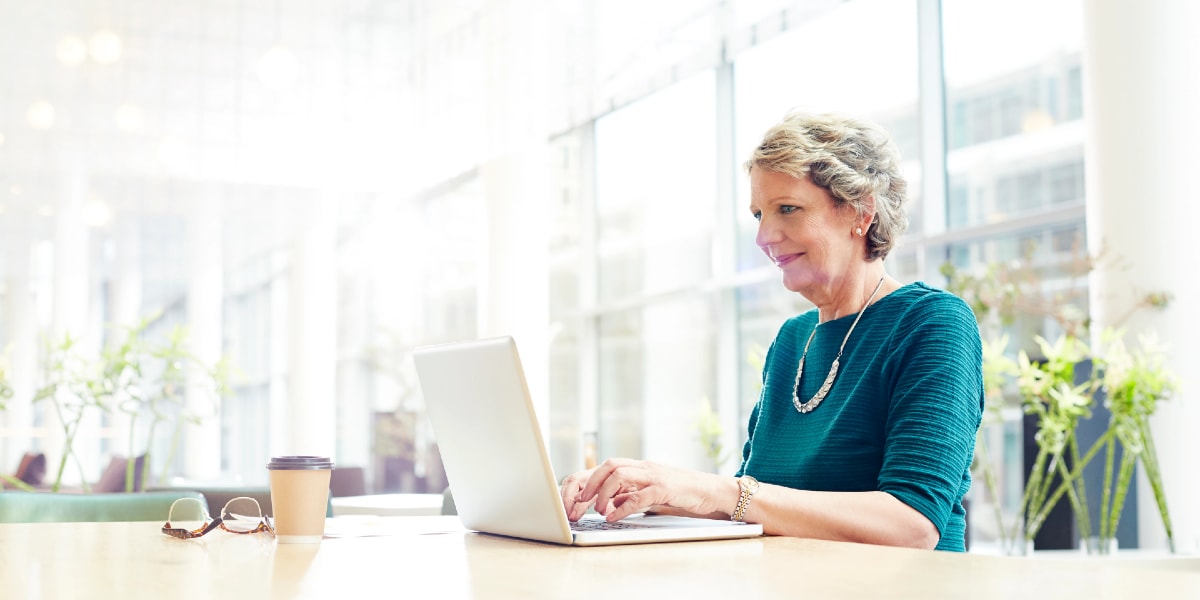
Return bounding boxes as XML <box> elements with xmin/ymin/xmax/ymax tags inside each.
<box><xmin>769</xmin><ymin>251</ymin><xmax>802</xmax><ymax>267</ymax></box>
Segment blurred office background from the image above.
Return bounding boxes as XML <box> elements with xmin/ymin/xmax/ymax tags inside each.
<box><xmin>0</xmin><ymin>0</ymin><xmax>1196</xmax><ymax>551</ymax></box>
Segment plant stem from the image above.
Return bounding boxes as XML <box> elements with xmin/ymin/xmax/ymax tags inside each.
<box><xmin>1068</xmin><ymin>435</ymin><xmax>1091</xmax><ymax>542</ymax></box>
<box><xmin>1025</xmin><ymin>430</ymin><xmax>1113</xmax><ymax>539</ymax></box>
<box><xmin>126</xmin><ymin>414</ymin><xmax>139</xmax><ymax>493</ymax></box>
<box><xmin>1139</xmin><ymin>418</ymin><xmax>1175</xmax><ymax>553</ymax></box>
<box><xmin>70</xmin><ymin>440</ymin><xmax>92</xmax><ymax>495</ymax></box>
<box><xmin>1018</xmin><ymin>447</ymin><xmax>1049</xmax><ymax>541</ymax></box>
<box><xmin>1105</xmin><ymin>452</ymin><xmax>1137</xmax><ymax>546</ymax></box>
<box><xmin>1099</xmin><ymin>434</ymin><xmax>1116</xmax><ymax>541</ymax></box>
<box><xmin>1054</xmin><ymin>455</ymin><xmax>1089</xmax><ymax>543</ymax></box>
<box><xmin>49</xmin><ymin>397</ymin><xmax>73</xmax><ymax>493</ymax></box>
<box><xmin>0</xmin><ymin>474</ymin><xmax>35</xmax><ymax>491</ymax></box>
<box><xmin>1027</xmin><ymin>448</ymin><xmax>1064</xmax><ymax>541</ymax></box>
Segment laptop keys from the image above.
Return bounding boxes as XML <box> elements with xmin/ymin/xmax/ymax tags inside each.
<box><xmin>570</xmin><ymin>519</ymin><xmax>655</xmax><ymax>531</ymax></box>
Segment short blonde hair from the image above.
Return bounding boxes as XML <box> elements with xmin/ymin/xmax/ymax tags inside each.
<box><xmin>745</xmin><ymin>111</ymin><xmax>908</xmax><ymax>260</ymax></box>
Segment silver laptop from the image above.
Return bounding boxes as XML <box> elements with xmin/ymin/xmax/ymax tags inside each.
<box><xmin>412</xmin><ymin>335</ymin><xmax>763</xmax><ymax>546</ymax></box>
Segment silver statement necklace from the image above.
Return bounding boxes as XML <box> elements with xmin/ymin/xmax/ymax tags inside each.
<box><xmin>792</xmin><ymin>274</ymin><xmax>887</xmax><ymax>414</ymax></box>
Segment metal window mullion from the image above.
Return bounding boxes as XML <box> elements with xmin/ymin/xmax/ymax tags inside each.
<box><xmin>916</xmin><ymin>0</ymin><xmax>949</xmax><ymax>284</ymax></box>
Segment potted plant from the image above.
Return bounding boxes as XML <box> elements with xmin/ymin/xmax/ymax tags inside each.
<box><xmin>33</xmin><ymin>332</ymin><xmax>111</xmax><ymax>492</ymax></box>
<box><xmin>31</xmin><ymin>315</ymin><xmax>231</xmax><ymax>493</ymax></box>
<box><xmin>1010</xmin><ymin>333</ymin><xmax>1097</xmax><ymax>550</ymax></box>
<box><xmin>1090</xmin><ymin>329</ymin><xmax>1177</xmax><ymax>553</ymax></box>
<box><xmin>104</xmin><ymin>317</ymin><xmax>232</xmax><ymax>491</ymax></box>
<box><xmin>944</xmin><ymin>247</ymin><xmax>1177</xmax><ymax>555</ymax></box>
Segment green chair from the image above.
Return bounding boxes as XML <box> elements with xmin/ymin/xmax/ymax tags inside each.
<box><xmin>0</xmin><ymin>491</ymin><xmax>208</xmax><ymax>523</ymax></box>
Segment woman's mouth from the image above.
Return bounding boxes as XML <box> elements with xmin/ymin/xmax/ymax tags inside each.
<box><xmin>772</xmin><ymin>253</ymin><xmax>801</xmax><ymax>267</ymax></box>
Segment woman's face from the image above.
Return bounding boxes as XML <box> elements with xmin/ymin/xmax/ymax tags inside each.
<box><xmin>749</xmin><ymin>169</ymin><xmax>862</xmax><ymax>297</ymax></box>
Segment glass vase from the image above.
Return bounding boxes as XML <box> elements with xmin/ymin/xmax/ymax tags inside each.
<box><xmin>1082</xmin><ymin>536</ymin><xmax>1119</xmax><ymax>555</ymax></box>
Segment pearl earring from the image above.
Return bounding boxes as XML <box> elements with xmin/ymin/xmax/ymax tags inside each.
<box><xmin>855</xmin><ymin>227</ymin><xmax>863</xmax><ymax>236</ymax></box>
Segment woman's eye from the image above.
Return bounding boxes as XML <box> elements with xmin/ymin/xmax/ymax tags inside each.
<box><xmin>780</xmin><ymin>205</ymin><xmax>797</xmax><ymax>214</ymax></box>
<box><xmin>751</xmin><ymin>210</ymin><xmax>762</xmax><ymax>221</ymax></box>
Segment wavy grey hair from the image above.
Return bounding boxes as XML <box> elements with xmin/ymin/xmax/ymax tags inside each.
<box><xmin>744</xmin><ymin>110</ymin><xmax>909</xmax><ymax>261</ymax></box>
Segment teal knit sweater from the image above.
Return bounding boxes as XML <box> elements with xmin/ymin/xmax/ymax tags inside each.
<box><xmin>735</xmin><ymin>282</ymin><xmax>983</xmax><ymax>552</ymax></box>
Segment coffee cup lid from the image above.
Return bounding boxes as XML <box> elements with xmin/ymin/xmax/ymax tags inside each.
<box><xmin>266</xmin><ymin>456</ymin><xmax>334</xmax><ymax>470</ymax></box>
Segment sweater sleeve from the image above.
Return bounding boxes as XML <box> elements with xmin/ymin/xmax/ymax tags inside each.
<box><xmin>735</xmin><ymin>337</ymin><xmax>775</xmax><ymax>478</ymax></box>
<box><xmin>877</xmin><ymin>292</ymin><xmax>984</xmax><ymax>537</ymax></box>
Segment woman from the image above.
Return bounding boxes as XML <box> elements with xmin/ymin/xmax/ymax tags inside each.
<box><xmin>559</xmin><ymin>111</ymin><xmax>983</xmax><ymax>552</ymax></box>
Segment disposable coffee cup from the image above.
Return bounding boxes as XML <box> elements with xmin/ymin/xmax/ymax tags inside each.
<box><xmin>267</xmin><ymin>456</ymin><xmax>334</xmax><ymax>544</ymax></box>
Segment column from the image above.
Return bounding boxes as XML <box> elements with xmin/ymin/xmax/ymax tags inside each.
<box><xmin>478</xmin><ymin>0</ymin><xmax>551</xmax><ymax>428</ymax></box>
<box><xmin>281</xmin><ymin>194</ymin><xmax>338</xmax><ymax>458</ymax></box>
<box><xmin>184</xmin><ymin>189</ymin><xmax>224</xmax><ymax>479</ymax></box>
<box><xmin>52</xmin><ymin>159</ymin><xmax>90</xmax><ymax>339</ymax></box>
<box><xmin>1083</xmin><ymin>0</ymin><xmax>1200</xmax><ymax>553</ymax></box>
<box><xmin>47</xmin><ymin>153</ymin><xmax>92</xmax><ymax>487</ymax></box>
<box><xmin>106</xmin><ymin>212</ymin><xmax>142</xmax><ymax>462</ymax></box>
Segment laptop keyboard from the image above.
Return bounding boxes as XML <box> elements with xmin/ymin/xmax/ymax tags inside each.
<box><xmin>570</xmin><ymin>519</ymin><xmax>656</xmax><ymax>531</ymax></box>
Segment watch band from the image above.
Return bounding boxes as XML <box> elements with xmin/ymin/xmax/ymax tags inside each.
<box><xmin>732</xmin><ymin>475</ymin><xmax>759</xmax><ymax>522</ymax></box>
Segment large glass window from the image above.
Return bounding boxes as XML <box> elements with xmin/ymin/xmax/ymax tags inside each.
<box><xmin>595</xmin><ymin>72</ymin><xmax>718</xmax><ymax>305</ymax></box>
<box><xmin>731</xmin><ymin>0</ymin><xmax>921</xmax><ymax>432</ymax></box>
<box><xmin>2</xmin><ymin>1</ymin><xmax>1108</xmax><ymax>531</ymax></box>
<box><xmin>547</xmin><ymin>127</ymin><xmax>589</xmax><ymax>474</ymax></box>
<box><xmin>941</xmin><ymin>0</ymin><xmax>1087</xmax><ymax>552</ymax></box>
<box><xmin>592</xmin><ymin>71</ymin><xmax>719</xmax><ymax>467</ymax></box>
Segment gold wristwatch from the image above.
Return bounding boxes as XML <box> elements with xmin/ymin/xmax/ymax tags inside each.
<box><xmin>732</xmin><ymin>475</ymin><xmax>759</xmax><ymax>522</ymax></box>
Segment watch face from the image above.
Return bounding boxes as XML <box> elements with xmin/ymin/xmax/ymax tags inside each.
<box><xmin>741</xmin><ymin>476</ymin><xmax>759</xmax><ymax>493</ymax></box>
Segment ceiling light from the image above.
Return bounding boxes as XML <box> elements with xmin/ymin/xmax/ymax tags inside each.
<box><xmin>57</xmin><ymin>35</ymin><xmax>88</xmax><ymax>66</ymax></box>
<box><xmin>115</xmin><ymin>102</ymin><xmax>144</xmax><ymax>132</ymax></box>
<box><xmin>257</xmin><ymin>45</ymin><xmax>299</xmax><ymax>92</ymax></box>
<box><xmin>89</xmin><ymin>29</ymin><xmax>123</xmax><ymax>64</ymax></box>
<box><xmin>27</xmin><ymin>101</ymin><xmax>56</xmax><ymax>130</ymax></box>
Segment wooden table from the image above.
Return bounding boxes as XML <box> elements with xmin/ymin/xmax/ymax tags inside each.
<box><xmin>330</xmin><ymin>493</ymin><xmax>445</xmax><ymax>517</ymax></box>
<box><xmin>1</xmin><ymin>517</ymin><xmax>1197</xmax><ymax>599</ymax></box>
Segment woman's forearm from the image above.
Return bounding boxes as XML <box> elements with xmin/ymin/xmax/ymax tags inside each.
<box><xmin>741</xmin><ymin>484</ymin><xmax>940</xmax><ymax>549</ymax></box>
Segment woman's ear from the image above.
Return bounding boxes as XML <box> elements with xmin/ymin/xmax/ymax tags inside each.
<box><xmin>856</xmin><ymin>196</ymin><xmax>877</xmax><ymax>236</ymax></box>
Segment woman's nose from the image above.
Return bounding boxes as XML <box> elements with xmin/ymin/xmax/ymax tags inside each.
<box><xmin>755</xmin><ymin>220</ymin><xmax>779</xmax><ymax>254</ymax></box>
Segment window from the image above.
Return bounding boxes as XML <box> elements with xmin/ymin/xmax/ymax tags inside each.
<box><xmin>732</xmin><ymin>0</ymin><xmax>920</xmax><ymax>436</ymax></box>
<box><xmin>942</xmin><ymin>0</ymin><xmax>1087</xmax><ymax>553</ymax></box>
<box><xmin>592</xmin><ymin>71</ymin><xmax>719</xmax><ymax>467</ymax></box>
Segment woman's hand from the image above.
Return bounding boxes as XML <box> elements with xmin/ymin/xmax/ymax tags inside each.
<box><xmin>559</xmin><ymin>466</ymin><xmax>599</xmax><ymax>521</ymax></box>
<box><xmin>561</xmin><ymin>458</ymin><xmax>734</xmax><ymax>522</ymax></box>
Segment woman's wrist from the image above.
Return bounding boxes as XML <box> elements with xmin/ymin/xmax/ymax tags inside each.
<box><xmin>731</xmin><ymin>475</ymin><xmax>760</xmax><ymax>522</ymax></box>
<box><xmin>712</xmin><ymin>475</ymin><xmax>742</xmax><ymax>518</ymax></box>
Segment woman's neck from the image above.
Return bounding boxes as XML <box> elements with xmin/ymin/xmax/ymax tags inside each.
<box><xmin>814</xmin><ymin>265</ymin><xmax>891</xmax><ymax>323</ymax></box>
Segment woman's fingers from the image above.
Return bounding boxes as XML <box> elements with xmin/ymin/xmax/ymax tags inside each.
<box><xmin>565</xmin><ymin>459</ymin><xmax>722</xmax><ymax>521</ymax></box>
<box><xmin>560</xmin><ymin>468</ymin><xmax>597</xmax><ymax>521</ymax></box>
<box><xmin>565</xmin><ymin>458</ymin><xmax>681</xmax><ymax>521</ymax></box>
<box><xmin>588</xmin><ymin>460</ymin><xmax>668</xmax><ymax>520</ymax></box>
<box><xmin>577</xmin><ymin>458</ymin><xmax>627</xmax><ymax>501</ymax></box>
<box><xmin>607</xmin><ymin>487</ymin><xmax>655</xmax><ymax>521</ymax></box>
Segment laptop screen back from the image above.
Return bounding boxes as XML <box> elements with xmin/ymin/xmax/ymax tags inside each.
<box><xmin>413</xmin><ymin>336</ymin><xmax>574</xmax><ymax>544</ymax></box>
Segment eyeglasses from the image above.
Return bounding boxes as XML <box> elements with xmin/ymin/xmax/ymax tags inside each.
<box><xmin>162</xmin><ymin>496</ymin><xmax>274</xmax><ymax>539</ymax></box>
